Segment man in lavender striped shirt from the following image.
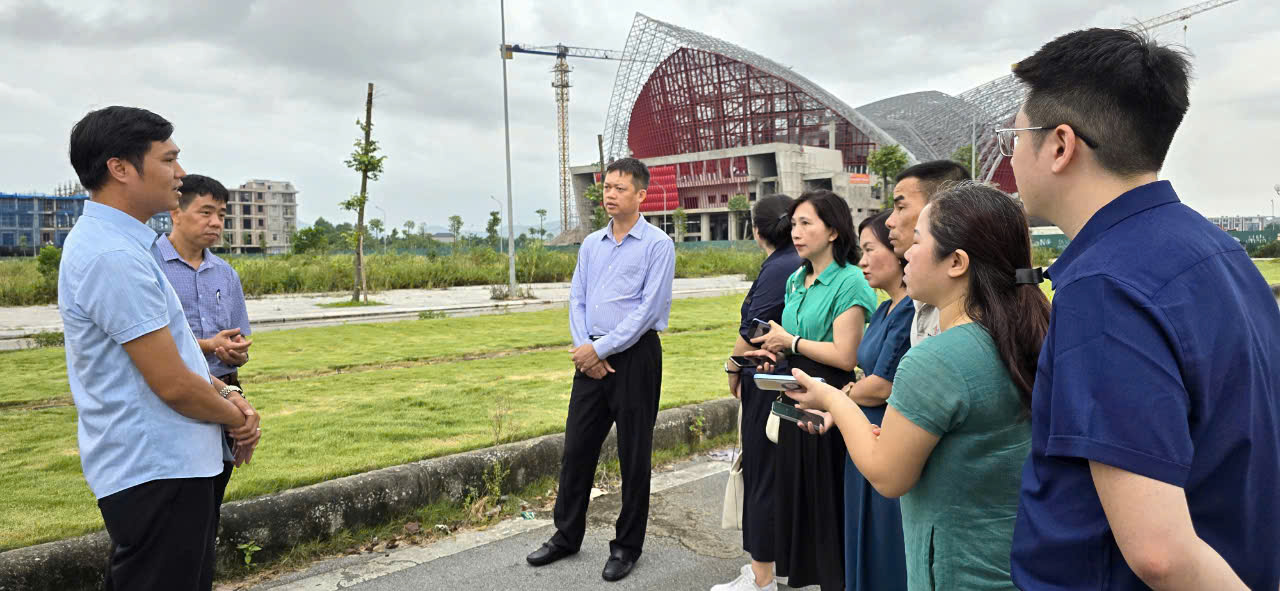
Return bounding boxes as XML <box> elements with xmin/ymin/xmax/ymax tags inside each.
<box><xmin>152</xmin><ymin>174</ymin><xmax>253</xmax><ymax>388</ymax></box>
<box><xmin>151</xmin><ymin>174</ymin><xmax>258</xmax><ymax>529</ymax></box>
<box><xmin>527</xmin><ymin>158</ymin><xmax>676</xmax><ymax>583</ymax></box>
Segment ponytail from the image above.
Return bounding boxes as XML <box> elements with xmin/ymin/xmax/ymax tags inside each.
<box><xmin>926</xmin><ymin>183</ymin><xmax>1051</xmax><ymax>413</ymax></box>
<box><xmin>752</xmin><ymin>194</ymin><xmax>794</xmax><ymax>249</ymax></box>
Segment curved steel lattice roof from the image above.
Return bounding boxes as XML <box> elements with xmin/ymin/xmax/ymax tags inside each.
<box><xmin>602</xmin><ymin>13</ymin><xmax>912</xmax><ymax>164</ymax></box>
<box><xmin>857</xmin><ymin>77</ymin><xmax>1027</xmax><ymax>189</ymax></box>
<box><xmin>602</xmin><ymin>3</ymin><xmax>1224</xmax><ymax>197</ymax></box>
<box><xmin>627</xmin><ymin>47</ymin><xmax>880</xmax><ymax>171</ymax></box>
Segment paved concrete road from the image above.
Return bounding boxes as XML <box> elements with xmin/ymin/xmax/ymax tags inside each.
<box><xmin>248</xmin><ymin>456</ymin><xmax>790</xmax><ymax>591</ymax></box>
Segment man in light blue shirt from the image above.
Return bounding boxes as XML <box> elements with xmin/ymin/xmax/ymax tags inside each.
<box><xmin>61</xmin><ymin>106</ymin><xmax>260</xmax><ymax>591</ymax></box>
<box><xmin>526</xmin><ymin>158</ymin><xmax>675</xmax><ymax>583</ymax></box>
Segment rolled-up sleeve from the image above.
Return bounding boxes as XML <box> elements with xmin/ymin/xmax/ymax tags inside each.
<box><xmin>75</xmin><ymin>250</ymin><xmax>169</xmax><ymax>345</ymax></box>
<box><xmin>592</xmin><ymin>239</ymin><xmax>675</xmax><ymax>359</ymax></box>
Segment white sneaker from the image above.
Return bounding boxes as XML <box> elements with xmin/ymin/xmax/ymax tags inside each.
<box><xmin>710</xmin><ymin>563</ymin><xmax>777</xmax><ymax>591</ymax></box>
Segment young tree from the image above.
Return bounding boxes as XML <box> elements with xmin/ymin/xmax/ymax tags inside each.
<box><xmin>403</xmin><ymin>220</ymin><xmax>415</xmax><ymax>235</ymax></box>
<box><xmin>584</xmin><ymin>183</ymin><xmax>609</xmax><ymax>231</ymax></box>
<box><xmin>951</xmin><ymin>144</ymin><xmax>976</xmax><ymax>178</ymax></box>
<box><xmin>535</xmin><ymin>208</ymin><xmax>548</xmax><ymax>239</ymax></box>
<box><xmin>341</xmin><ymin>82</ymin><xmax>387</xmax><ymax>303</ymax></box>
<box><xmin>486</xmin><ymin>210</ymin><xmax>502</xmax><ymax>251</ymax></box>
<box><xmin>728</xmin><ymin>194</ymin><xmax>751</xmax><ymax>240</ymax></box>
<box><xmin>368</xmin><ymin>218</ymin><xmax>385</xmax><ymax>251</ymax></box>
<box><xmin>867</xmin><ymin>144</ymin><xmax>909</xmax><ymax>209</ymax></box>
<box><xmin>672</xmin><ymin>207</ymin><xmax>688</xmax><ymax>242</ymax></box>
<box><xmin>448</xmin><ymin>215</ymin><xmax>464</xmax><ymax>255</ymax></box>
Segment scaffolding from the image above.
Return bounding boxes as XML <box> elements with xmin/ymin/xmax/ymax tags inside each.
<box><xmin>602</xmin><ymin>13</ymin><xmax>907</xmax><ymax>165</ymax></box>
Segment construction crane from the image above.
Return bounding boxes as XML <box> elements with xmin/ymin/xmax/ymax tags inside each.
<box><xmin>501</xmin><ymin>44</ymin><xmax>629</xmax><ymax>235</ymax></box>
<box><xmin>1132</xmin><ymin>0</ymin><xmax>1239</xmax><ymax>30</ymax></box>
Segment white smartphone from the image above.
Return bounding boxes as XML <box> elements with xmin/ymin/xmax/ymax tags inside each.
<box><xmin>753</xmin><ymin>373</ymin><xmax>825</xmax><ymax>391</ymax></box>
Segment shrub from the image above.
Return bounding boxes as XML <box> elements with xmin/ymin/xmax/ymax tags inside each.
<box><xmin>1251</xmin><ymin>240</ymin><xmax>1280</xmax><ymax>259</ymax></box>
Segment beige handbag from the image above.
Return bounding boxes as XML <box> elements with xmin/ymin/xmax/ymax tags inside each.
<box><xmin>764</xmin><ymin>410</ymin><xmax>780</xmax><ymax>443</ymax></box>
<box><xmin>721</xmin><ymin>404</ymin><xmax>744</xmax><ymax>530</ymax></box>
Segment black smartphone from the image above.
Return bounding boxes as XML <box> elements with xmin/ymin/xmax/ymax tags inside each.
<box><xmin>770</xmin><ymin>400</ymin><xmax>826</xmax><ymax>426</ymax></box>
<box><xmin>749</xmin><ymin>318</ymin><xmax>770</xmax><ymax>340</ymax></box>
<box><xmin>728</xmin><ymin>355</ymin><xmax>759</xmax><ymax>369</ymax></box>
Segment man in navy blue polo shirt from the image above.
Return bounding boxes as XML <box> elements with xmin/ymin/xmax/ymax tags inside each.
<box><xmin>1004</xmin><ymin>29</ymin><xmax>1280</xmax><ymax>589</ymax></box>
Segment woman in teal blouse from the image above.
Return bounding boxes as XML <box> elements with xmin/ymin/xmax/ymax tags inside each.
<box><xmin>785</xmin><ymin>184</ymin><xmax>1051</xmax><ymax>590</ymax></box>
<box><xmin>749</xmin><ymin>190</ymin><xmax>876</xmax><ymax>591</ymax></box>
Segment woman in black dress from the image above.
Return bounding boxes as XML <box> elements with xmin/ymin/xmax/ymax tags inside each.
<box><xmin>715</xmin><ymin>195</ymin><xmax>803</xmax><ymax>591</ymax></box>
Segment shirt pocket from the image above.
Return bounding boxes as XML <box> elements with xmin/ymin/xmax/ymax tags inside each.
<box><xmin>610</xmin><ymin>264</ymin><xmax>647</xmax><ymax>297</ymax></box>
<box><xmin>214</xmin><ymin>292</ymin><xmax>232</xmax><ymax>329</ymax></box>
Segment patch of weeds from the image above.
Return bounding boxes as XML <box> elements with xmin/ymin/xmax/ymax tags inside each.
<box><xmin>489</xmin><ymin>396</ymin><xmax>514</xmax><ymax>446</ymax></box>
<box><xmin>489</xmin><ymin>284</ymin><xmax>536</xmax><ymax>301</ymax></box>
<box><xmin>417</xmin><ymin>310</ymin><xmax>448</xmax><ymax>320</ymax></box>
<box><xmin>217</xmin><ymin>475</ymin><xmax>558</xmax><ymax>588</ymax></box>
<box><xmin>689</xmin><ymin>408</ymin><xmax>707</xmax><ymax>444</ymax></box>
<box><xmin>237</xmin><ymin>541</ymin><xmax>262</xmax><ymax>566</ymax></box>
<box><xmin>317</xmin><ymin>300</ymin><xmax>387</xmax><ymax>308</ymax></box>
<box><xmin>27</xmin><ymin>331</ymin><xmax>64</xmax><ymax>349</ymax></box>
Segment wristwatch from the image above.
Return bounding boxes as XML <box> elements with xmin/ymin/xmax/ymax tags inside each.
<box><xmin>219</xmin><ymin>385</ymin><xmax>243</xmax><ymax>399</ymax></box>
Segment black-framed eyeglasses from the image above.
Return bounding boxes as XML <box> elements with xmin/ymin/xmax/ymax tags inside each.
<box><xmin>995</xmin><ymin>125</ymin><xmax>1099</xmax><ymax>157</ymax></box>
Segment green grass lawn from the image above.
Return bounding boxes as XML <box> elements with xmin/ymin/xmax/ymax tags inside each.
<box><xmin>0</xmin><ymin>296</ymin><xmax>743</xmax><ymax>551</ymax></box>
<box><xmin>1</xmin><ymin>259</ymin><xmax>1274</xmax><ymax>551</ymax></box>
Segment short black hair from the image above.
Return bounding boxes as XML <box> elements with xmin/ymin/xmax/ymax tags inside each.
<box><xmin>1013</xmin><ymin>28</ymin><xmax>1192</xmax><ymax>176</ymax></box>
<box><xmin>69</xmin><ymin>106</ymin><xmax>174</xmax><ymax>191</ymax></box>
<box><xmin>605</xmin><ymin>157</ymin><xmax>649</xmax><ymax>190</ymax></box>
<box><xmin>790</xmin><ymin>189</ymin><xmax>858</xmax><ymax>271</ymax></box>
<box><xmin>895</xmin><ymin>159</ymin><xmax>970</xmax><ymax>200</ymax></box>
<box><xmin>751</xmin><ymin>194</ymin><xmax>794</xmax><ymax>249</ymax></box>
<box><xmin>177</xmin><ymin>174</ymin><xmax>229</xmax><ymax>209</ymax></box>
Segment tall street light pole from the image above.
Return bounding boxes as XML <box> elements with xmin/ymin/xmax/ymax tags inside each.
<box><xmin>499</xmin><ymin>0</ymin><xmax>518</xmax><ymax>296</ymax></box>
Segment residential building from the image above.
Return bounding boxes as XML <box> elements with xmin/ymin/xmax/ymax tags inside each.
<box><xmin>0</xmin><ymin>192</ymin><xmax>86</xmax><ymax>254</ymax></box>
<box><xmin>147</xmin><ymin>211</ymin><xmax>173</xmax><ymax>235</ymax></box>
<box><xmin>1208</xmin><ymin>215</ymin><xmax>1275</xmax><ymax>232</ymax></box>
<box><xmin>223</xmin><ymin>180</ymin><xmax>299</xmax><ymax>254</ymax></box>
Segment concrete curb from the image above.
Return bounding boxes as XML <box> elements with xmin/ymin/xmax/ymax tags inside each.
<box><xmin>0</xmin><ymin>398</ymin><xmax>739</xmax><ymax>591</ymax></box>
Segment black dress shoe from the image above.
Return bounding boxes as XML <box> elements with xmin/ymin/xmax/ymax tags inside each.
<box><xmin>601</xmin><ymin>554</ymin><xmax>636</xmax><ymax>582</ymax></box>
<box><xmin>526</xmin><ymin>542</ymin><xmax>576</xmax><ymax>566</ymax></box>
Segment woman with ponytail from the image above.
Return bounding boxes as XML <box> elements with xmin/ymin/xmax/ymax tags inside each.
<box><xmin>784</xmin><ymin>183</ymin><xmax>1049</xmax><ymax>590</ymax></box>
<box><xmin>714</xmin><ymin>195</ymin><xmax>802</xmax><ymax>591</ymax></box>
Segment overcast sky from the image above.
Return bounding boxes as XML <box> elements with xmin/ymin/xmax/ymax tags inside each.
<box><xmin>1</xmin><ymin>0</ymin><xmax>1276</xmax><ymax>233</ymax></box>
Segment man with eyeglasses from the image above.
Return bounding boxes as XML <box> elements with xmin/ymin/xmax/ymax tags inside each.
<box><xmin>1004</xmin><ymin>29</ymin><xmax>1280</xmax><ymax>590</ymax></box>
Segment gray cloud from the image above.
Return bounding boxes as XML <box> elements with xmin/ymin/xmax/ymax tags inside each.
<box><xmin>1</xmin><ymin>0</ymin><xmax>1275</xmax><ymax>229</ymax></box>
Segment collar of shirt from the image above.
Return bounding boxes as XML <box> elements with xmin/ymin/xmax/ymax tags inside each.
<box><xmin>155</xmin><ymin>233</ymin><xmax>213</xmax><ymax>272</ymax></box>
<box><xmin>764</xmin><ymin>245</ymin><xmax>798</xmax><ymax>266</ymax></box>
<box><xmin>601</xmin><ymin>217</ymin><xmax>648</xmax><ymax>245</ymax></box>
<box><xmin>1046</xmin><ymin>180</ymin><xmax>1180</xmax><ymax>286</ymax></box>
<box><xmin>81</xmin><ymin>201</ymin><xmax>159</xmax><ymax>249</ymax></box>
<box><xmin>812</xmin><ymin>258</ymin><xmax>849</xmax><ymax>287</ymax></box>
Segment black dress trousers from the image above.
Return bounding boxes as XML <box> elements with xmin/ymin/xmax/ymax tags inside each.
<box><xmin>550</xmin><ymin>330</ymin><xmax>662</xmax><ymax>560</ymax></box>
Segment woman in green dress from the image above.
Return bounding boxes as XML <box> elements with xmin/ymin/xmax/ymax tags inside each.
<box><xmin>747</xmin><ymin>189</ymin><xmax>877</xmax><ymax>590</ymax></box>
<box><xmin>785</xmin><ymin>183</ymin><xmax>1050</xmax><ymax>590</ymax></box>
